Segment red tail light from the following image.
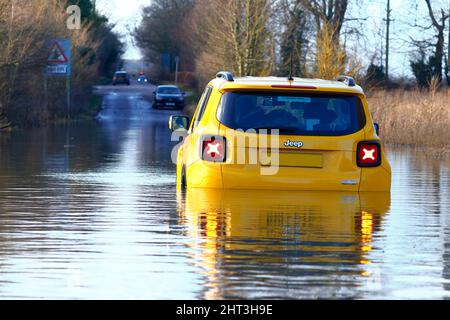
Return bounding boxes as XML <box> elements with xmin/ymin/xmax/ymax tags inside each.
<box><xmin>357</xmin><ymin>141</ymin><xmax>382</xmax><ymax>167</ymax></box>
<box><xmin>201</xmin><ymin>136</ymin><xmax>226</xmax><ymax>162</ymax></box>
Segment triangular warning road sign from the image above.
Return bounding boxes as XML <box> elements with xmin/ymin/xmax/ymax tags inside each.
<box><xmin>48</xmin><ymin>42</ymin><xmax>68</xmax><ymax>63</ymax></box>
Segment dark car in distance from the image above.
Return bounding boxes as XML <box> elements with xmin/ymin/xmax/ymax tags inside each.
<box><xmin>113</xmin><ymin>71</ymin><xmax>130</xmax><ymax>86</ymax></box>
<box><xmin>152</xmin><ymin>85</ymin><xmax>185</xmax><ymax>110</ymax></box>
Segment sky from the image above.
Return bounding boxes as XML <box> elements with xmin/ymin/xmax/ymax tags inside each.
<box><xmin>96</xmin><ymin>0</ymin><xmax>449</xmax><ymax>78</ymax></box>
<box><xmin>344</xmin><ymin>0</ymin><xmax>440</xmax><ymax>78</ymax></box>
<box><xmin>96</xmin><ymin>0</ymin><xmax>149</xmax><ymax>60</ymax></box>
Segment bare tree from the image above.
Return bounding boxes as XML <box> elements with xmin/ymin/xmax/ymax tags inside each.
<box><xmin>424</xmin><ymin>0</ymin><xmax>449</xmax><ymax>83</ymax></box>
<box><xmin>186</xmin><ymin>0</ymin><xmax>274</xmax><ymax>85</ymax></box>
<box><xmin>315</xmin><ymin>21</ymin><xmax>347</xmax><ymax>79</ymax></box>
<box><xmin>276</xmin><ymin>0</ymin><xmax>311</xmax><ymax>77</ymax></box>
<box><xmin>135</xmin><ymin>0</ymin><xmax>195</xmax><ymax>77</ymax></box>
<box><xmin>298</xmin><ymin>0</ymin><xmax>352</xmax><ymax>79</ymax></box>
<box><xmin>408</xmin><ymin>0</ymin><xmax>449</xmax><ymax>86</ymax></box>
<box><xmin>0</xmin><ymin>0</ymin><xmax>121</xmax><ymax>126</ymax></box>
<box><xmin>301</xmin><ymin>0</ymin><xmax>348</xmax><ymax>46</ymax></box>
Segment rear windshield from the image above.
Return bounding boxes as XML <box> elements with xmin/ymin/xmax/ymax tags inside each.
<box><xmin>158</xmin><ymin>87</ymin><xmax>181</xmax><ymax>94</ymax></box>
<box><xmin>217</xmin><ymin>92</ymin><xmax>366</xmax><ymax>136</ymax></box>
<box><xmin>115</xmin><ymin>72</ymin><xmax>128</xmax><ymax>77</ymax></box>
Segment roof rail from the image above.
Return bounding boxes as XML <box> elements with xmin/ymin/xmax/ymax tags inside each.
<box><xmin>216</xmin><ymin>71</ymin><xmax>234</xmax><ymax>82</ymax></box>
<box><xmin>336</xmin><ymin>75</ymin><xmax>356</xmax><ymax>87</ymax></box>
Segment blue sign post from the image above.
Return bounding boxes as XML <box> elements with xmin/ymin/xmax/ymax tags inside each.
<box><xmin>45</xmin><ymin>39</ymin><xmax>72</xmax><ymax>119</ymax></box>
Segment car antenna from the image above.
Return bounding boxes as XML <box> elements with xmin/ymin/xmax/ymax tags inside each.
<box><xmin>288</xmin><ymin>52</ymin><xmax>294</xmax><ymax>81</ymax></box>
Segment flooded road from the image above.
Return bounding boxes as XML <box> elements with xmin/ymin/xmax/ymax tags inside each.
<box><xmin>0</xmin><ymin>85</ymin><xmax>449</xmax><ymax>299</ymax></box>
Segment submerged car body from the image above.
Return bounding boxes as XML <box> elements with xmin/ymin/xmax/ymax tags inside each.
<box><xmin>170</xmin><ymin>72</ymin><xmax>391</xmax><ymax>192</ymax></box>
<box><xmin>177</xmin><ymin>188</ymin><xmax>390</xmax><ymax>297</ymax></box>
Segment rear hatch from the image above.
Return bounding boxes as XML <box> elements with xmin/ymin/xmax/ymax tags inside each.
<box><xmin>217</xmin><ymin>91</ymin><xmax>367</xmax><ymax>190</ymax></box>
<box><xmin>115</xmin><ymin>72</ymin><xmax>128</xmax><ymax>81</ymax></box>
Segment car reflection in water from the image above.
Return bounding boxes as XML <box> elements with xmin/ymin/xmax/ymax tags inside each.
<box><xmin>178</xmin><ymin>189</ymin><xmax>391</xmax><ymax>299</ymax></box>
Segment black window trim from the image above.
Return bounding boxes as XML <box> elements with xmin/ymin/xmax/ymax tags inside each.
<box><xmin>193</xmin><ymin>85</ymin><xmax>213</xmax><ymax>129</ymax></box>
<box><xmin>216</xmin><ymin>91</ymin><xmax>367</xmax><ymax>137</ymax></box>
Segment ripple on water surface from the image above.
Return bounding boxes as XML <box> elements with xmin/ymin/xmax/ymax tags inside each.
<box><xmin>0</xmin><ymin>102</ymin><xmax>449</xmax><ymax>298</ymax></box>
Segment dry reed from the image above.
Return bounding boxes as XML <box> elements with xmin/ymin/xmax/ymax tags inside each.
<box><xmin>367</xmin><ymin>89</ymin><xmax>450</xmax><ymax>157</ymax></box>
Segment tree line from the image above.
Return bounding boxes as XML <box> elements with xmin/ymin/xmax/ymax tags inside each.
<box><xmin>135</xmin><ymin>0</ymin><xmax>450</xmax><ymax>90</ymax></box>
<box><xmin>0</xmin><ymin>0</ymin><xmax>123</xmax><ymax>128</ymax></box>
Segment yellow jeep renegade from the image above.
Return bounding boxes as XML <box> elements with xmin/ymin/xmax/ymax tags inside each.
<box><xmin>170</xmin><ymin>72</ymin><xmax>391</xmax><ymax>191</ymax></box>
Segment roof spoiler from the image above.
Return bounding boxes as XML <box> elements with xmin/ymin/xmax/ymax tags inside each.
<box><xmin>336</xmin><ymin>75</ymin><xmax>356</xmax><ymax>87</ymax></box>
<box><xmin>216</xmin><ymin>71</ymin><xmax>234</xmax><ymax>82</ymax></box>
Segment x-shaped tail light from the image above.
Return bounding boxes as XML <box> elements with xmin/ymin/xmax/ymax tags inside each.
<box><xmin>357</xmin><ymin>141</ymin><xmax>382</xmax><ymax>167</ymax></box>
<box><xmin>201</xmin><ymin>136</ymin><xmax>226</xmax><ymax>162</ymax></box>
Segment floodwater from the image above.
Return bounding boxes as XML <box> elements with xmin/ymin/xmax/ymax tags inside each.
<box><xmin>0</xmin><ymin>85</ymin><xmax>449</xmax><ymax>299</ymax></box>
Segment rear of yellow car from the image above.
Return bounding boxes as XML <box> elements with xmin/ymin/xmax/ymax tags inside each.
<box><xmin>177</xmin><ymin>80</ymin><xmax>391</xmax><ymax>192</ymax></box>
